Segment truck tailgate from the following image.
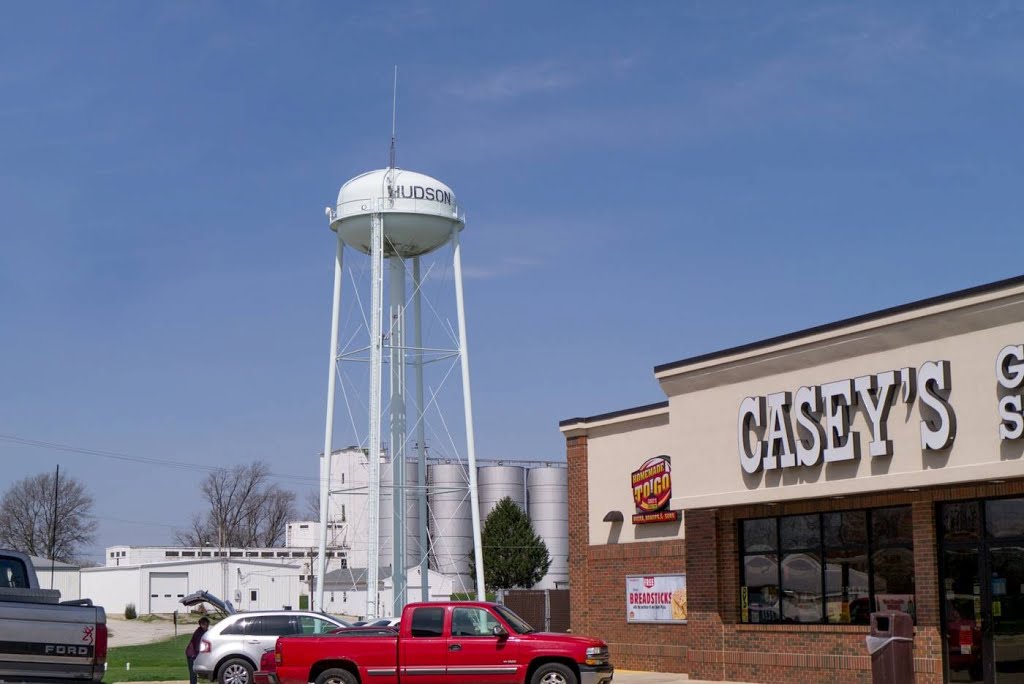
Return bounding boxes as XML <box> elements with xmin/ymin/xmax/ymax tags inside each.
<box><xmin>0</xmin><ymin>602</ymin><xmax>105</xmax><ymax>681</ymax></box>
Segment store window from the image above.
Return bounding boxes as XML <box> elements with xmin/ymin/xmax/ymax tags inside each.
<box><xmin>824</xmin><ymin>510</ymin><xmax>869</xmax><ymax>624</ymax></box>
<box><xmin>740</xmin><ymin>506</ymin><xmax>914</xmax><ymax>625</ymax></box>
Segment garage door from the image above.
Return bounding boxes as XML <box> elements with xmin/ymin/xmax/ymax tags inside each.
<box><xmin>149</xmin><ymin>572</ymin><xmax>188</xmax><ymax>614</ymax></box>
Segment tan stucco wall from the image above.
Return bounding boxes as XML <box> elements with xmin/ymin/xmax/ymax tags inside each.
<box><xmin>584</xmin><ymin>411</ymin><xmax>681</xmax><ymax>545</ymax></box>
<box><xmin>666</xmin><ymin>319</ymin><xmax>1024</xmax><ymax>509</ymax></box>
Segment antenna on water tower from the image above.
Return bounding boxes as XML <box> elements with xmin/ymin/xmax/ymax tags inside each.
<box><xmin>389</xmin><ymin>65</ymin><xmax>398</xmax><ymax>171</ymax></box>
<box><xmin>316</xmin><ymin>70</ymin><xmax>486</xmax><ymax>618</ymax></box>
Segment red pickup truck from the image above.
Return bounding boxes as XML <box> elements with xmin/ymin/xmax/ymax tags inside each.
<box><xmin>271</xmin><ymin>601</ymin><xmax>612</xmax><ymax>684</ymax></box>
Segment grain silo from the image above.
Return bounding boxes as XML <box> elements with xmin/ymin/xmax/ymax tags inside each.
<box><xmin>379</xmin><ymin>459</ymin><xmax>422</xmax><ymax>572</ymax></box>
<box><xmin>478</xmin><ymin>465</ymin><xmax>526</xmax><ymax>524</ymax></box>
<box><xmin>428</xmin><ymin>463</ymin><xmax>473</xmax><ymax>583</ymax></box>
<box><xmin>527</xmin><ymin>466</ymin><xmax>569</xmax><ymax>589</ymax></box>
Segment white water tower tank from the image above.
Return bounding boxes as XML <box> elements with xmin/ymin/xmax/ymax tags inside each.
<box><xmin>330</xmin><ymin>168</ymin><xmax>465</xmax><ymax>258</ymax></box>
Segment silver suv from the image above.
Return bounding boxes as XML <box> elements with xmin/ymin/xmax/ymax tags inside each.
<box><xmin>181</xmin><ymin>591</ymin><xmax>350</xmax><ymax>684</ymax></box>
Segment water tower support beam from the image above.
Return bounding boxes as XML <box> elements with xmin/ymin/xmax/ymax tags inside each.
<box><xmin>412</xmin><ymin>256</ymin><xmax>429</xmax><ymax>603</ymax></box>
<box><xmin>452</xmin><ymin>230</ymin><xmax>486</xmax><ymax>600</ymax></box>
<box><xmin>316</xmin><ymin>237</ymin><xmax>344</xmax><ymax>612</ymax></box>
<box><xmin>389</xmin><ymin>256</ymin><xmax>407</xmax><ymax>613</ymax></box>
<box><xmin>366</xmin><ymin>207</ymin><xmax>385</xmax><ymax>619</ymax></box>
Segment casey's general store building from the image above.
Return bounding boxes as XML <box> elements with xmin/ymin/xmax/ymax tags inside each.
<box><xmin>560</xmin><ymin>276</ymin><xmax>1024</xmax><ymax>684</ymax></box>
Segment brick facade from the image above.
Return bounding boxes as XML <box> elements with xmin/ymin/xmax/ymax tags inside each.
<box><xmin>567</xmin><ymin>431</ymin><xmax>1024</xmax><ymax>683</ymax></box>
<box><xmin>565</xmin><ymin>433</ymin><xmax>688</xmax><ymax>672</ymax></box>
<box><xmin>566</xmin><ymin>435</ymin><xmax>591</xmax><ymax>638</ymax></box>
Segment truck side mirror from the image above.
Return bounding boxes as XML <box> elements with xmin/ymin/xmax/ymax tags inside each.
<box><xmin>492</xmin><ymin>625</ymin><xmax>508</xmax><ymax>638</ymax></box>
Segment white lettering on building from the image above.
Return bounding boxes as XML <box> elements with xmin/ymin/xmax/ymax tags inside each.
<box><xmin>918</xmin><ymin>361</ymin><xmax>956</xmax><ymax>450</ymax></box>
<box><xmin>997</xmin><ymin>344</ymin><xmax>1024</xmax><ymax>441</ymax></box>
<box><xmin>738</xmin><ymin>362</ymin><xmax>956</xmax><ymax>474</ymax></box>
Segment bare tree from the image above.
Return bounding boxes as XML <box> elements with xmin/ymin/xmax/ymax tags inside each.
<box><xmin>173</xmin><ymin>512</ymin><xmax>216</xmax><ymax>547</ymax></box>
<box><xmin>250</xmin><ymin>485</ymin><xmax>296</xmax><ymax>547</ymax></box>
<box><xmin>304</xmin><ymin>489</ymin><xmax>320</xmax><ymax>520</ymax></box>
<box><xmin>175</xmin><ymin>462</ymin><xmax>296</xmax><ymax>547</ymax></box>
<box><xmin>0</xmin><ymin>471</ymin><xmax>97</xmax><ymax>563</ymax></box>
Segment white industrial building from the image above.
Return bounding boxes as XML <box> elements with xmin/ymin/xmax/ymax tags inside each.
<box><xmin>102</xmin><ymin>545</ymin><xmax>347</xmax><ymax>568</ymax></box>
<box><xmin>82</xmin><ymin>557</ymin><xmax>306</xmax><ymax>616</ymax></box>
<box><xmin>30</xmin><ymin>556</ymin><xmax>81</xmax><ymax>602</ymax></box>
<box><xmin>86</xmin><ymin>544</ymin><xmax>349</xmax><ymax>615</ymax></box>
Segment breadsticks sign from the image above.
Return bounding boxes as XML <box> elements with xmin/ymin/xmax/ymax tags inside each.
<box><xmin>626</xmin><ymin>574</ymin><xmax>687</xmax><ymax>623</ymax></box>
<box><xmin>631</xmin><ymin>455</ymin><xmax>680</xmax><ymax>524</ymax></box>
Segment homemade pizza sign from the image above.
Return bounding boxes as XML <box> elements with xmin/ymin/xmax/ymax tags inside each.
<box><xmin>631</xmin><ymin>456</ymin><xmax>680</xmax><ymax>524</ymax></box>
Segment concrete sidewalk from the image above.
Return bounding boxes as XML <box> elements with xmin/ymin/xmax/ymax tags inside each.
<box><xmin>616</xmin><ymin>671</ymin><xmax>759</xmax><ymax>684</ymax></box>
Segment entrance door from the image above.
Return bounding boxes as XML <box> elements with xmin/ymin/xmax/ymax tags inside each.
<box><xmin>940</xmin><ymin>498</ymin><xmax>1024</xmax><ymax>684</ymax></box>
<box><xmin>942</xmin><ymin>548</ymin><xmax>984</xmax><ymax>682</ymax></box>
<box><xmin>990</xmin><ymin>547</ymin><xmax>1024</xmax><ymax>683</ymax></box>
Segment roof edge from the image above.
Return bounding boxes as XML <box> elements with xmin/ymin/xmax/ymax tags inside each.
<box><xmin>654</xmin><ymin>273</ymin><xmax>1024</xmax><ymax>375</ymax></box>
<box><xmin>559</xmin><ymin>400</ymin><xmax>669</xmax><ymax>428</ymax></box>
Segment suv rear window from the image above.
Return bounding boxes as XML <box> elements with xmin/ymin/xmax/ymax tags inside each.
<box><xmin>410</xmin><ymin>607</ymin><xmax>445</xmax><ymax>638</ymax></box>
<box><xmin>258</xmin><ymin>615</ymin><xmax>299</xmax><ymax>636</ymax></box>
<box><xmin>220</xmin><ymin>617</ymin><xmax>253</xmax><ymax>636</ymax></box>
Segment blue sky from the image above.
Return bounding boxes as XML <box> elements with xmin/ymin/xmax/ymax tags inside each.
<box><xmin>2</xmin><ymin>1</ymin><xmax>1023</xmax><ymax>561</ymax></box>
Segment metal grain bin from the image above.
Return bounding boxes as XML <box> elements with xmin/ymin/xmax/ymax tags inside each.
<box><xmin>527</xmin><ymin>466</ymin><xmax>569</xmax><ymax>589</ymax></box>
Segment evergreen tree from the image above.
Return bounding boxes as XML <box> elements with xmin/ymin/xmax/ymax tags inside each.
<box><xmin>470</xmin><ymin>496</ymin><xmax>551</xmax><ymax>591</ymax></box>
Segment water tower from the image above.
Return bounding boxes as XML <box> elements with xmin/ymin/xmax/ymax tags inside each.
<box><xmin>314</xmin><ymin>163</ymin><xmax>486</xmax><ymax>617</ymax></box>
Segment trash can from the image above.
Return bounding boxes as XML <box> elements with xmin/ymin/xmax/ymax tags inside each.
<box><xmin>866</xmin><ymin>611</ymin><xmax>914</xmax><ymax>683</ymax></box>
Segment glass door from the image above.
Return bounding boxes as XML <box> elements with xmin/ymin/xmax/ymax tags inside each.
<box><xmin>987</xmin><ymin>497</ymin><xmax>1024</xmax><ymax>683</ymax></box>
<box><xmin>943</xmin><ymin>548</ymin><xmax>985</xmax><ymax>683</ymax></box>
<box><xmin>941</xmin><ymin>498</ymin><xmax>1024</xmax><ymax>684</ymax></box>
<box><xmin>990</xmin><ymin>546</ymin><xmax>1024</xmax><ymax>682</ymax></box>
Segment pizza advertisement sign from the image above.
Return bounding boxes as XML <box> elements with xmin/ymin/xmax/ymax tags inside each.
<box><xmin>631</xmin><ymin>455</ymin><xmax>680</xmax><ymax>524</ymax></box>
<box><xmin>626</xmin><ymin>574</ymin><xmax>687</xmax><ymax>624</ymax></box>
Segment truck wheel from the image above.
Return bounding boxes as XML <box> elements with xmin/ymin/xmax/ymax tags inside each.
<box><xmin>218</xmin><ymin>658</ymin><xmax>254</xmax><ymax>684</ymax></box>
<box><xmin>530</xmin><ymin>662</ymin><xmax>577</xmax><ymax>684</ymax></box>
<box><xmin>315</xmin><ymin>668</ymin><xmax>358</xmax><ymax>684</ymax></box>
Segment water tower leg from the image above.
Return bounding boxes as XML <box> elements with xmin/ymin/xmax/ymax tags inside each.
<box><xmin>316</xmin><ymin>238</ymin><xmax>344</xmax><ymax>613</ymax></box>
<box><xmin>452</xmin><ymin>230</ymin><xmax>486</xmax><ymax>601</ymax></box>
<box><xmin>366</xmin><ymin>210</ymin><xmax>385</xmax><ymax>619</ymax></box>
<box><xmin>412</xmin><ymin>257</ymin><xmax>429</xmax><ymax>603</ymax></box>
<box><xmin>389</xmin><ymin>257</ymin><xmax>407</xmax><ymax>614</ymax></box>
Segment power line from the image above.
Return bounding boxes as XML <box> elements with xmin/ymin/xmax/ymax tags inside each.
<box><xmin>83</xmin><ymin>514</ymin><xmax>179</xmax><ymax>530</ymax></box>
<box><xmin>0</xmin><ymin>433</ymin><xmax>320</xmax><ymax>486</ymax></box>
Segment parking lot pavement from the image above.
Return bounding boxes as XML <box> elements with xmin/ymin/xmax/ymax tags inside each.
<box><xmin>106</xmin><ymin>615</ymin><xmax>183</xmax><ymax>647</ymax></box>
<box><xmin>116</xmin><ymin>670</ymin><xmax>758</xmax><ymax>684</ymax></box>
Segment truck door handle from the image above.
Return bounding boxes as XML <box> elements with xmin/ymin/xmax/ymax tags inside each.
<box><xmin>449</xmin><ymin>644</ymin><xmax>461</xmax><ymax>652</ymax></box>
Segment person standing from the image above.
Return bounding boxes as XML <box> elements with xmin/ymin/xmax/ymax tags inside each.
<box><xmin>185</xmin><ymin>617</ymin><xmax>210</xmax><ymax>684</ymax></box>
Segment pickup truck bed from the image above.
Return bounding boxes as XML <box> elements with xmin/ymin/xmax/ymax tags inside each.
<box><xmin>0</xmin><ymin>550</ymin><xmax>107</xmax><ymax>683</ymax></box>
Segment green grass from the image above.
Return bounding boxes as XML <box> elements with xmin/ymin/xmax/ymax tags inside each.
<box><xmin>104</xmin><ymin>634</ymin><xmax>191</xmax><ymax>683</ymax></box>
